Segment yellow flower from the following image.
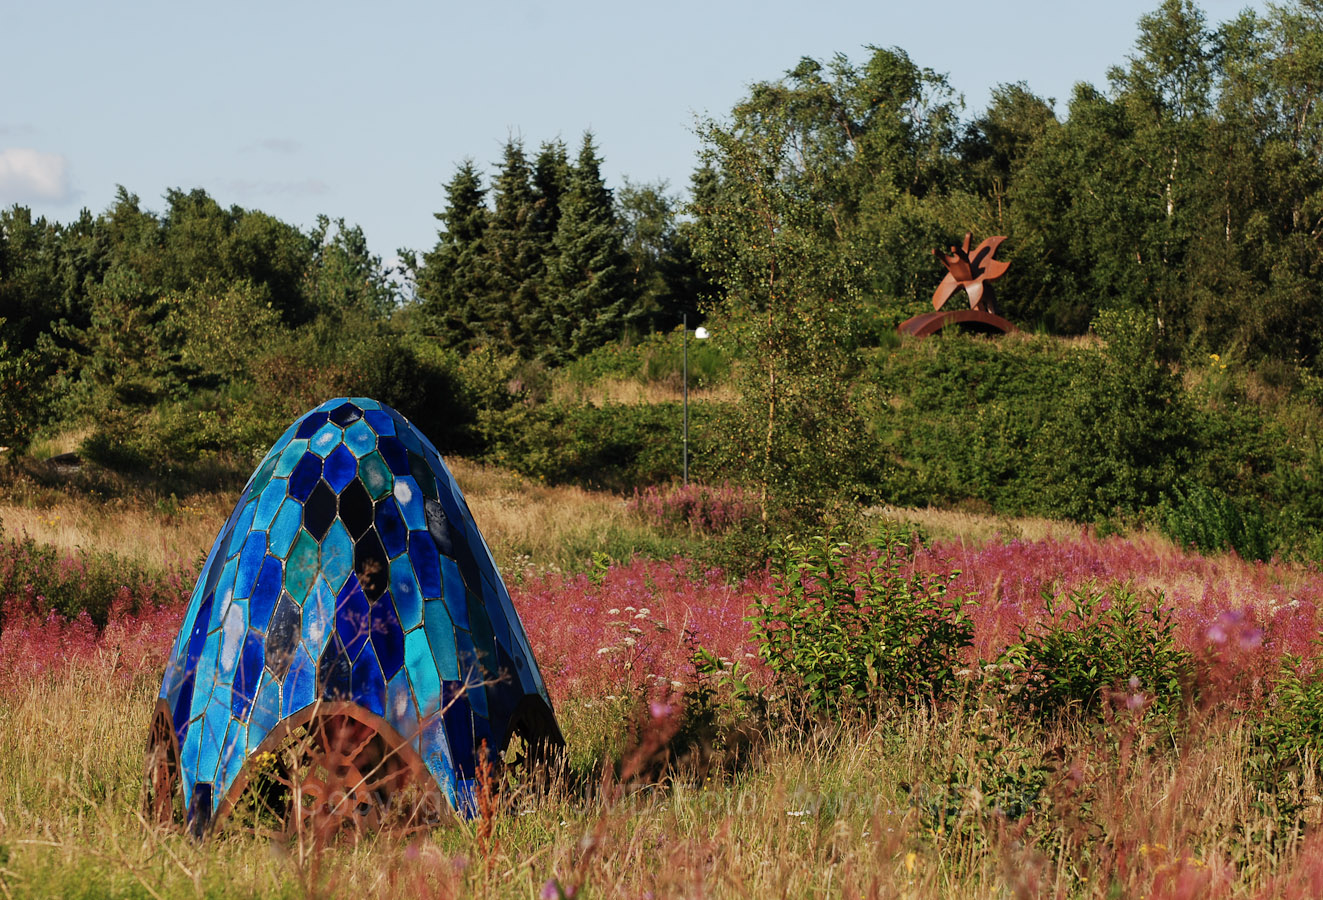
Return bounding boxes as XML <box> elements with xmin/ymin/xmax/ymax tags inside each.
<box><xmin>905</xmin><ymin>851</ymin><xmax>917</xmax><ymax>874</ymax></box>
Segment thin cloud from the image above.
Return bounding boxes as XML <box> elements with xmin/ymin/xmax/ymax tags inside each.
<box><xmin>221</xmin><ymin>177</ymin><xmax>330</xmax><ymax>198</ymax></box>
<box><xmin>0</xmin><ymin>148</ymin><xmax>73</xmax><ymax>204</ymax></box>
<box><xmin>242</xmin><ymin>138</ymin><xmax>302</xmax><ymax>154</ymax></box>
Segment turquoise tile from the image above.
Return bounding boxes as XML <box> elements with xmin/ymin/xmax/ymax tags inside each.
<box><xmin>274</xmin><ymin>439</ymin><xmax>309</xmax><ymax>477</ymax></box>
<box><xmin>268</xmin><ymin>499</ymin><xmax>302</xmax><ymax>559</ymax></box>
<box><xmin>301</xmin><ymin>577</ymin><xmax>336</xmax><ymax>653</ymax></box>
<box><xmin>284</xmin><ymin>529</ymin><xmax>319</xmax><ymax>603</ymax></box>
<box><xmin>309</xmin><ymin>423</ymin><xmax>343</xmax><ymax>458</ymax></box>
<box><xmin>404</xmin><ymin>628</ymin><xmax>443</xmax><ymax>717</ymax></box>
<box><xmin>253</xmin><ymin>478</ymin><xmax>287</xmax><ymax>531</ymax></box>
<box><xmin>344</xmin><ymin>419</ymin><xmax>376</xmax><ymax>456</ymax></box>
<box><xmin>424</xmin><ymin>612</ymin><xmax>459</xmax><ymax>682</ymax></box>
<box><xmin>320</xmin><ymin>519</ymin><xmax>353</xmax><ymax>592</ymax></box>
<box><xmin>390</xmin><ymin>558</ymin><xmax>422</xmax><ymax>631</ymax></box>
<box><xmin>219</xmin><ymin>720</ymin><xmax>248</xmax><ymax>796</ymax></box>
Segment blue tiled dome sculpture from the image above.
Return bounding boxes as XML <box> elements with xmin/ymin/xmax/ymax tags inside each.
<box><xmin>145</xmin><ymin>398</ymin><xmax>562</xmax><ymax>836</ymax></box>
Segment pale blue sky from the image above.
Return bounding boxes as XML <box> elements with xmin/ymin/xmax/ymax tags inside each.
<box><xmin>2</xmin><ymin>0</ymin><xmax>1264</xmax><ymax>264</ymax></box>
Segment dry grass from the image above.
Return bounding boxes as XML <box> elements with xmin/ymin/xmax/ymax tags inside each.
<box><xmin>872</xmin><ymin>504</ymin><xmax>1089</xmax><ymax>546</ymax></box>
<box><xmin>0</xmin><ymin>457</ymin><xmax>673</xmax><ymax>578</ymax></box>
<box><xmin>0</xmin><ymin>657</ymin><xmax>1318</xmax><ymax>899</ymax></box>
<box><xmin>551</xmin><ymin>377</ymin><xmax>737</xmax><ymax>406</ymax></box>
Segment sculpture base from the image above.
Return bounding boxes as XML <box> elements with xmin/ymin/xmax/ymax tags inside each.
<box><xmin>897</xmin><ymin>309</ymin><xmax>1017</xmax><ymax>338</ymax></box>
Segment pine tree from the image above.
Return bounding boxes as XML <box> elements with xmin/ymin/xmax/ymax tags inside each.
<box><xmin>545</xmin><ymin>132</ymin><xmax>630</xmax><ymax>361</ymax></box>
<box><xmin>483</xmin><ymin>139</ymin><xmax>542</xmax><ymax>354</ymax></box>
<box><xmin>417</xmin><ymin>160</ymin><xmax>489</xmax><ymax>349</ymax></box>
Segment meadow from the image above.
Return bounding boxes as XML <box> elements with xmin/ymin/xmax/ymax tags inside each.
<box><xmin>3</xmin><ymin>463</ymin><xmax>1323</xmax><ymax>898</ymax></box>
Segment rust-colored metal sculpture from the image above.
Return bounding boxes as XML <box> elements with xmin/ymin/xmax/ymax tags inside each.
<box><xmin>898</xmin><ymin>233</ymin><xmax>1016</xmax><ymax>338</ymax></box>
<box><xmin>931</xmin><ymin>232</ymin><xmax>1009</xmax><ymax>315</ymax></box>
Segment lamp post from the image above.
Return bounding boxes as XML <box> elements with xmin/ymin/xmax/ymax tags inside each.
<box><xmin>683</xmin><ymin>313</ymin><xmax>709</xmax><ymax>486</ymax></box>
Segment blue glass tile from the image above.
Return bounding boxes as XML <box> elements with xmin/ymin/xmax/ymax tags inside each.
<box><xmin>301</xmin><ymin>576</ymin><xmax>336</xmax><ymax>653</ymax></box>
<box><xmin>371</xmin><ymin>594</ymin><xmax>405</xmax><ymax>680</ymax></box>
<box><xmin>180</xmin><ymin>720</ymin><xmax>201</xmax><ymax>806</ymax></box>
<box><xmin>249</xmin><ymin>555</ymin><xmax>283</xmax><ymax>630</ymax></box>
<box><xmin>268</xmin><ymin>499</ymin><xmax>302</xmax><ymax>559</ymax></box>
<box><xmin>409</xmin><ymin>532</ymin><xmax>442</xmax><ymax>599</ymax></box>
<box><xmin>344</xmin><ymin>419</ymin><xmax>376</xmax><ymax>456</ymax></box>
<box><xmin>219</xmin><ymin>601</ymin><xmax>246</xmax><ymax>677</ymax></box>
<box><xmin>198</xmin><ymin>693</ymin><xmax>231</xmax><ymax>783</ymax></box>
<box><xmin>303</xmin><ymin>479</ymin><xmax>337</xmax><ymax>540</ymax></box>
<box><xmin>335</xmin><ymin>577</ymin><xmax>371</xmax><ymax>659</ymax></box>
<box><xmin>318</xmin><ymin>639</ymin><xmax>353</xmax><ymax>700</ymax></box>
<box><xmin>408</xmin><ymin>453</ymin><xmax>438</xmax><ymax>499</ymax></box>
<box><xmin>424</xmin><ymin>496</ymin><xmax>455</xmax><ymax>558</ymax></box>
<box><xmin>425</xmin><ymin>606</ymin><xmax>460</xmax><ymax>682</ymax></box>
<box><xmin>390</xmin><ymin>558</ymin><xmax>422</xmax><ymax>631</ymax></box>
<box><xmin>359</xmin><ymin>451</ymin><xmax>393</xmax><ymax>499</ymax></box>
<box><xmin>351</xmin><ymin>641</ymin><xmax>387</xmax><ymax>716</ymax></box>
<box><xmin>288</xmin><ymin>452</ymin><xmax>322</xmax><ymax>502</ymax></box>
<box><xmin>309</xmin><ymin>424</ymin><xmax>343</xmax><ymax>459</ymax></box>
<box><xmin>274</xmin><ymin>439</ymin><xmax>309</xmax><ymax>477</ymax></box>
<box><xmin>213</xmin><ymin>557</ymin><xmax>238</xmax><ymax>625</ymax></box>
<box><xmin>254</xmin><ymin>479</ymin><xmax>288</xmax><ymax>531</ymax></box>
<box><xmin>441</xmin><ymin>558</ymin><xmax>470</xmax><ymax>631</ymax></box>
<box><xmin>375</xmin><ymin>498</ymin><xmax>408</xmax><ymax>560</ymax></box>
<box><xmin>378</xmin><ymin>435</ymin><xmax>409</xmax><ymax>476</ymax></box>
<box><xmin>404</xmin><ymin>628</ymin><xmax>443</xmax><ymax>716</ymax></box>
<box><xmin>232</xmin><ymin>500</ymin><xmax>258</xmax><ymax>552</ymax></box>
<box><xmin>348</xmin><ymin>397</ymin><xmax>382</xmax><ymax>411</ymax></box>
<box><xmin>338</xmin><ymin>479</ymin><xmax>374</xmax><ymax>539</ymax></box>
<box><xmin>323</xmin><ymin>444</ymin><xmax>358</xmax><ymax>493</ymax></box>
<box><xmin>394</xmin><ymin>478</ymin><xmax>426</xmax><ymax>530</ymax></box>
<box><xmin>250</xmin><ymin>675</ymin><xmax>281</xmax><ymax>744</ymax></box>
<box><xmin>231</xmin><ymin>629</ymin><xmax>265</xmax><ymax>719</ymax></box>
<box><xmin>353</xmin><ymin>528</ymin><xmax>389</xmax><ymax>601</ymax></box>
<box><xmin>188</xmin><ymin>783</ymin><xmax>213</xmax><ymax>833</ymax></box>
<box><xmin>265</xmin><ymin>592</ymin><xmax>300</xmax><ymax>678</ymax></box>
<box><xmin>386</xmin><ymin>668</ymin><xmax>418</xmax><ymax>735</ymax></box>
<box><xmin>171</xmin><ymin>591</ymin><xmax>214</xmax><ymax>744</ymax></box>
<box><xmin>295</xmin><ymin>411</ymin><xmax>329</xmax><ymax>440</ymax></box>
<box><xmin>329</xmin><ymin>401</ymin><xmax>364</xmax><ymax>427</ymax></box>
<box><xmin>396</xmin><ymin>420</ymin><xmax>423</xmax><ymax>454</ymax></box>
<box><xmin>234</xmin><ymin>532</ymin><xmax>267</xmax><ymax>600</ymax></box>
<box><xmin>440</xmin><ymin>684</ymin><xmax>477</xmax><ymax>776</ymax></box>
<box><xmin>420</xmin><ymin>717</ymin><xmax>458</xmax><ymax>811</ymax></box>
<box><xmin>364</xmin><ymin>409</ymin><xmax>396</xmax><ymax>437</ymax></box>
<box><xmin>220</xmin><ymin>720</ymin><xmax>248</xmax><ymax>794</ymax></box>
<box><xmin>282</xmin><ymin>644</ymin><xmax>316</xmax><ymax>718</ymax></box>
<box><xmin>455</xmin><ymin>629</ymin><xmax>489</xmax><ymax>718</ymax></box>
<box><xmin>190</xmin><ymin>634</ymin><xmax>221</xmax><ymax>721</ymax></box>
<box><xmin>320</xmin><ymin>518</ymin><xmax>353</xmax><ymax>592</ymax></box>
<box><xmin>284</xmin><ymin>529</ymin><xmax>319</xmax><ymax>604</ymax></box>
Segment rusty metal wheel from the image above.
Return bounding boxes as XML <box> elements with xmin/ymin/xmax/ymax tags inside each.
<box><xmin>273</xmin><ymin>710</ymin><xmax>420</xmax><ymax>843</ymax></box>
<box><xmin>144</xmin><ymin>703</ymin><xmax>183</xmax><ymax>827</ymax></box>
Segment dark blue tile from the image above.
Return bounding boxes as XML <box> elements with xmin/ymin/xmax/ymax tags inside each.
<box><xmin>351</xmin><ymin>641</ymin><xmax>387</xmax><ymax>716</ymax></box>
<box><xmin>318</xmin><ymin>638</ymin><xmax>353</xmax><ymax>701</ymax></box>
<box><xmin>370</xmin><ymin>593</ymin><xmax>405</xmax><ymax>681</ymax></box>
<box><xmin>323</xmin><ymin>444</ymin><xmax>358</xmax><ymax>494</ymax></box>
<box><xmin>288</xmin><ymin>452</ymin><xmax>323</xmax><ymax>502</ymax></box>
<box><xmin>364</xmin><ymin>409</ymin><xmax>396</xmax><ymax>437</ymax></box>
<box><xmin>408</xmin><ymin>531</ymin><xmax>442</xmax><ymax>599</ymax></box>
<box><xmin>265</xmin><ymin>593</ymin><xmax>300</xmax><ymax>680</ymax></box>
<box><xmin>283</xmin><ymin>644</ymin><xmax>316</xmax><ymax>717</ymax></box>
<box><xmin>334</xmin><ymin>577</ymin><xmax>371</xmax><ymax>659</ymax></box>
<box><xmin>303</xmin><ymin>480</ymin><xmax>336</xmax><ymax>541</ymax></box>
<box><xmin>231</xmin><ymin>629</ymin><xmax>265</xmax><ymax>719</ymax></box>
<box><xmin>329</xmin><ymin>401</ymin><xmax>363</xmax><ymax>427</ymax></box>
<box><xmin>338</xmin><ymin>478</ymin><xmax>373</xmax><ymax>539</ymax></box>
<box><xmin>441</xmin><ymin>558</ymin><xmax>470</xmax><ymax>631</ymax></box>
<box><xmin>354</xmin><ymin>528</ymin><xmax>389</xmax><ymax>601</ymax></box>
<box><xmin>377</xmin><ymin>436</ymin><xmax>409</xmax><ymax>476</ymax></box>
<box><xmin>295</xmin><ymin>411</ymin><xmax>329</xmax><ymax>440</ymax></box>
<box><xmin>249</xmin><ymin>555</ymin><xmax>283</xmax><ymax>630</ymax></box>
<box><xmin>235</xmin><ymin>532</ymin><xmax>267</xmax><ymax>600</ymax></box>
<box><xmin>375</xmin><ymin>497</ymin><xmax>408</xmax><ymax>559</ymax></box>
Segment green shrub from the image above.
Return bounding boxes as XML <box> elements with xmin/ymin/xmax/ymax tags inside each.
<box><xmin>750</xmin><ymin>534</ymin><xmax>974</xmax><ymax>711</ymax></box>
<box><xmin>1157</xmin><ymin>481</ymin><xmax>1275</xmax><ymax>562</ymax></box>
<box><xmin>997</xmin><ymin>585</ymin><xmax>1192</xmax><ymax>720</ymax></box>
<box><xmin>1247</xmin><ymin>652</ymin><xmax>1323</xmax><ymax>826</ymax></box>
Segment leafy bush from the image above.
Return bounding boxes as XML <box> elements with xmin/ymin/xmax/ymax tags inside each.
<box><xmin>0</xmin><ymin>530</ymin><xmax>189</xmax><ymax>630</ymax></box>
<box><xmin>996</xmin><ymin>585</ymin><xmax>1192</xmax><ymax>720</ymax></box>
<box><xmin>750</xmin><ymin>534</ymin><xmax>974</xmax><ymax>711</ymax></box>
<box><xmin>1247</xmin><ymin>652</ymin><xmax>1323</xmax><ymax>825</ymax></box>
<box><xmin>1157</xmin><ymin>481</ymin><xmax>1275</xmax><ymax>562</ymax></box>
